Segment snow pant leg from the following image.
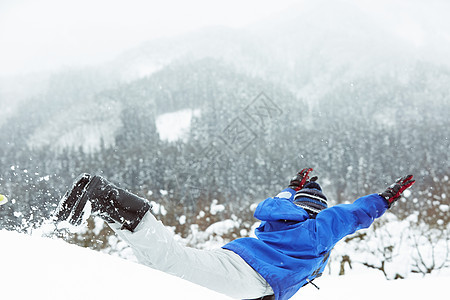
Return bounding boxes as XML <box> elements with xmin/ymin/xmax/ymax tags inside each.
<box><xmin>108</xmin><ymin>212</ymin><xmax>273</xmax><ymax>299</ymax></box>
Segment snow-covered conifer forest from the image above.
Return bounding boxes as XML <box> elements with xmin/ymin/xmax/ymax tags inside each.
<box><xmin>0</xmin><ymin>0</ymin><xmax>448</xmax><ymax>298</ymax></box>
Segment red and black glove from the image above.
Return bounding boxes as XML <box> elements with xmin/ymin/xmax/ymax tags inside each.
<box><xmin>379</xmin><ymin>175</ymin><xmax>415</xmax><ymax>208</ymax></box>
<box><xmin>288</xmin><ymin>168</ymin><xmax>317</xmax><ymax>191</ymax></box>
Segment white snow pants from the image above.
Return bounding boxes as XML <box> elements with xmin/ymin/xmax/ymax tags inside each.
<box><xmin>109</xmin><ymin>212</ymin><xmax>274</xmax><ymax>299</ymax></box>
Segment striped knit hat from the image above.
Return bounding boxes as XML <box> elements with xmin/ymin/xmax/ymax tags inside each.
<box><xmin>293</xmin><ymin>181</ymin><xmax>328</xmax><ymax>216</ymax></box>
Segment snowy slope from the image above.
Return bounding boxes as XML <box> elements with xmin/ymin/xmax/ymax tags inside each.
<box><xmin>292</xmin><ymin>267</ymin><xmax>448</xmax><ymax>300</ymax></box>
<box><xmin>0</xmin><ymin>230</ymin><xmax>232</xmax><ymax>300</ymax></box>
<box><xmin>156</xmin><ymin>108</ymin><xmax>201</xmax><ymax>142</ymax></box>
<box><xmin>2</xmin><ymin>230</ymin><xmax>448</xmax><ymax>300</ymax></box>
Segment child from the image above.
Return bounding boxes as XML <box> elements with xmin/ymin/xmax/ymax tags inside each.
<box><xmin>55</xmin><ymin>168</ymin><xmax>414</xmax><ymax>300</ymax></box>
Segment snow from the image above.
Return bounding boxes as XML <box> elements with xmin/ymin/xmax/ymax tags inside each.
<box><xmin>155</xmin><ymin>109</ymin><xmax>201</xmax><ymax>142</ymax></box>
<box><xmin>0</xmin><ymin>230</ymin><xmax>231</xmax><ymax>300</ymax></box>
<box><xmin>403</xmin><ymin>189</ymin><xmax>411</xmax><ymax>197</ymax></box>
<box><xmin>150</xmin><ymin>201</ymin><xmax>167</xmax><ymax>216</ymax></box>
<box><xmin>291</xmin><ymin>270</ymin><xmax>448</xmax><ymax>300</ymax></box>
<box><xmin>1</xmin><ymin>227</ymin><xmax>449</xmax><ymax>299</ymax></box>
<box><xmin>210</xmin><ymin>199</ymin><xmax>226</xmax><ymax>215</ymax></box>
<box><xmin>205</xmin><ymin>219</ymin><xmax>239</xmax><ymax>236</ymax></box>
<box><xmin>439</xmin><ymin>204</ymin><xmax>449</xmax><ymax>212</ymax></box>
<box><xmin>27</xmin><ymin>101</ymin><xmax>122</xmax><ymax>153</ymax></box>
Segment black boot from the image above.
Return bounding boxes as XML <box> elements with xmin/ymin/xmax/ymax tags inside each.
<box><xmin>55</xmin><ymin>173</ymin><xmax>92</xmax><ymax>226</ymax></box>
<box><xmin>55</xmin><ymin>173</ymin><xmax>152</xmax><ymax>232</ymax></box>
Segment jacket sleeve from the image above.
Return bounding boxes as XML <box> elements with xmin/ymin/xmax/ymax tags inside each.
<box><xmin>315</xmin><ymin>193</ymin><xmax>388</xmax><ymax>252</ymax></box>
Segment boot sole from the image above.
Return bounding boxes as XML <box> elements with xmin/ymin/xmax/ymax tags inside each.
<box><xmin>55</xmin><ymin>173</ymin><xmax>91</xmax><ymax>224</ymax></box>
<box><xmin>75</xmin><ymin>175</ymin><xmax>108</xmax><ymax>221</ymax></box>
<box><xmin>68</xmin><ymin>175</ymin><xmax>105</xmax><ymax>225</ymax></box>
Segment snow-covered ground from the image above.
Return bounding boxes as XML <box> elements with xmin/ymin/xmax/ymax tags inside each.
<box><xmin>156</xmin><ymin>109</ymin><xmax>201</xmax><ymax>142</ymax></box>
<box><xmin>294</xmin><ymin>269</ymin><xmax>447</xmax><ymax>300</ymax></box>
<box><xmin>1</xmin><ymin>230</ymin><xmax>231</xmax><ymax>300</ymax></box>
<box><xmin>1</xmin><ymin>229</ymin><xmax>448</xmax><ymax>300</ymax></box>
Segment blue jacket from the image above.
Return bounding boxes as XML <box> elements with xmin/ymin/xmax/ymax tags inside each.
<box><xmin>223</xmin><ymin>188</ymin><xmax>388</xmax><ymax>300</ymax></box>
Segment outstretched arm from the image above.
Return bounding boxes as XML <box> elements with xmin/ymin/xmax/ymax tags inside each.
<box><xmin>315</xmin><ymin>175</ymin><xmax>415</xmax><ymax>252</ymax></box>
<box><xmin>315</xmin><ymin>193</ymin><xmax>387</xmax><ymax>251</ymax></box>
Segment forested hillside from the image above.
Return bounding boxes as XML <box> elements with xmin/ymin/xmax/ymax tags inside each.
<box><xmin>0</xmin><ymin>1</ymin><xmax>448</xmax><ymax>279</ymax></box>
<box><xmin>1</xmin><ymin>57</ymin><xmax>448</xmax><ymax>231</ymax></box>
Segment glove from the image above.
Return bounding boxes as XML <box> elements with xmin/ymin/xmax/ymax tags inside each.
<box><xmin>379</xmin><ymin>175</ymin><xmax>415</xmax><ymax>208</ymax></box>
<box><xmin>288</xmin><ymin>168</ymin><xmax>315</xmax><ymax>191</ymax></box>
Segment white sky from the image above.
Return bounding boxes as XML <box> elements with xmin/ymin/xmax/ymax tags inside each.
<box><xmin>1</xmin><ymin>0</ymin><xmax>448</xmax><ymax>77</ymax></box>
<box><xmin>0</xmin><ymin>0</ymin><xmax>300</xmax><ymax>76</ymax></box>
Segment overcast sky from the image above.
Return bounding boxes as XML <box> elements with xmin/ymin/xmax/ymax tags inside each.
<box><xmin>0</xmin><ymin>0</ymin><xmax>300</xmax><ymax>76</ymax></box>
<box><xmin>1</xmin><ymin>0</ymin><xmax>448</xmax><ymax>77</ymax></box>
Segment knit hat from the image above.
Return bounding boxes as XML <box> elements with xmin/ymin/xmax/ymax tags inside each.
<box><xmin>293</xmin><ymin>181</ymin><xmax>328</xmax><ymax>216</ymax></box>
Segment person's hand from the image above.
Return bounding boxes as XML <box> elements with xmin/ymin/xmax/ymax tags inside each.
<box><xmin>288</xmin><ymin>168</ymin><xmax>315</xmax><ymax>191</ymax></box>
<box><xmin>379</xmin><ymin>175</ymin><xmax>415</xmax><ymax>208</ymax></box>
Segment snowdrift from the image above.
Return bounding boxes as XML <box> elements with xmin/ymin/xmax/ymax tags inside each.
<box><xmin>1</xmin><ymin>229</ymin><xmax>447</xmax><ymax>300</ymax></box>
<box><xmin>1</xmin><ymin>230</ymin><xmax>231</xmax><ymax>300</ymax></box>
